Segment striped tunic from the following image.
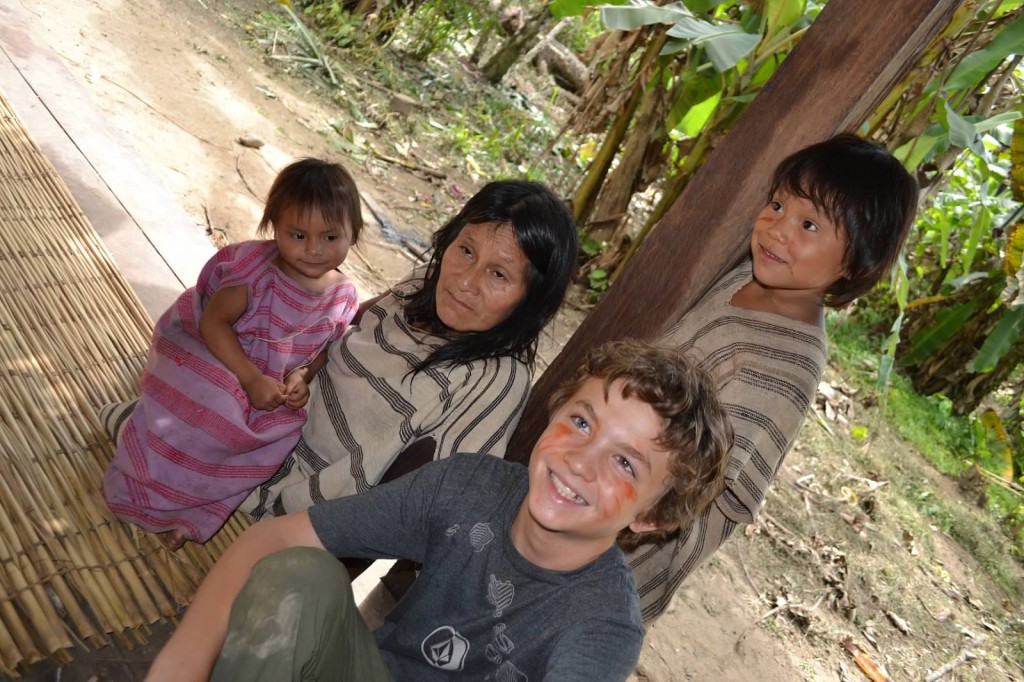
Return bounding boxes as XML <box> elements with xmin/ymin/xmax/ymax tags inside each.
<box><xmin>629</xmin><ymin>260</ymin><xmax>827</xmax><ymax>622</ymax></box>
<box><xmin>242</xmin><ymin>274</ymin><xmax>532</xmax><ymax>517</ymax></box>
<box><xmin>103</xmin><ymin>240</ymin><xmax>358</xmax><ymax>542</ymax></box>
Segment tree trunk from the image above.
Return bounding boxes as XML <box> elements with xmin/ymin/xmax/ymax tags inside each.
<box><xmin>534</xmin><ymin>40</ymin><xmax>589</xmax><ymax>93</ymax></box>
<box><xmin>508</xmin><ymin>0</ymin><xmax>963</xmax><ymax>461</ymax></box>
<box><xmin>572</xmin><ymin>31</ymin><xmax>668</xmax><ymax>226</ymax></box>
<box><xmin>584</xmin><ymin>73</ymin><xmax>669</xmax><ymax>245</ymax></box>
<box><xmin>469</xmin><ymin>23</ymin><xmax>494</xmax><ymax>65</ymax></box>
<box><xmin>481</xmin><ymin>6</ymin><xmax>551</xmax><ymax>84</ymax></box>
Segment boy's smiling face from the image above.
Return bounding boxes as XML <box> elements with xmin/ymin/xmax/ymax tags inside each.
<box><xmin>513</xmin><ymin>377</ymin><xmax>672</xmax><ymax>568</ymax></box>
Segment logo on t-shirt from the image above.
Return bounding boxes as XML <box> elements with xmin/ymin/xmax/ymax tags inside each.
<box><xmin>495</xmin><ymin>660</ymin><xmax>528</xmax><ymax>681</ymax></box>
<box><xmin>421</xmin><ymin>625</ymin><xmax>470</xmax><ymax>671</ymax></box>
<box><xmin>487</xmin><ymin>574</ymin><xmax>515</xmax><ymax>617</ymax></box>
<box><xmin>469</xmin><ymin>522</ymin><xmax>494</xmax><ymax>551</ymax></box>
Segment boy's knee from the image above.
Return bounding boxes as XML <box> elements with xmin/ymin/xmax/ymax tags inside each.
<box><xmin>249</xmin><ymin>547</ymin><xmax>351</xmax><ymax>601</ymax></box>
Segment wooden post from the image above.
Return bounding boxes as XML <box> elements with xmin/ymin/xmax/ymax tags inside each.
<box><xmin>507</xmin><ymin>0</ymin><xmax>962</xmax><ymax>462</ymax></box>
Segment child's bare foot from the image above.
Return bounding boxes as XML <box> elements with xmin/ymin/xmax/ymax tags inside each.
<box><xmin>160</xmin><ymin>529</ymin><xmax>186</xmax><ymax>551</ymax></box>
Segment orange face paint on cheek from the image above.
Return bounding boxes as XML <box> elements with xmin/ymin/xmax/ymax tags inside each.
<box><xmin>534</xmin><ymin>422</ymin><xmax>574</xmax><ymax>456</ymax></box>
<box><xmin>601</xmin><ymin>479</ymin><xmax>636</xmax><ymax>518</ymax></box>
<box><xmin>550</xmin><ymin>423</ymin><xmax>573</xmax><ymax>437</ymax></box>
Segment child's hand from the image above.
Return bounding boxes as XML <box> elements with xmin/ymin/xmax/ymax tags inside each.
<box><xmin>242</xmin><ymin>374</ymin><xmax>287</xmax><ymax>411</ymax></box>
<box><xmin>284</xmin><ymin>368</ymin><xmax>310</xmax><ymax>410</ymax></box>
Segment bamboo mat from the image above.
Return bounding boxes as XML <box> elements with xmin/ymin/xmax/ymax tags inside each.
<box><xmin>0</xmin><ymin>89</ymin><xmax>250</xmax><ymax>675</ymax></box>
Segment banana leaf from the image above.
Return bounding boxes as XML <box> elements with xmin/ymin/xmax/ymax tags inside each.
<box><xmin>945</xmin><ymin>12</ymin><xmax>1024</xmax><ymax>91</ymax></box>
<box><xmin>901</xmin><ymin>301</ymin><xmax>978</xmax><ymax>366</ymax></box>
<box><xmin>972</xmin><ymin>304</ymin><xmax>1024</xmax><ymax>373</ymax></box>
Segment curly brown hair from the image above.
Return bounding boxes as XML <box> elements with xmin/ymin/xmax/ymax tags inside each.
<box><xmin>547</xmin><ymin>339</ymin><xmax>733</xmax><ymax>549</ymax></box>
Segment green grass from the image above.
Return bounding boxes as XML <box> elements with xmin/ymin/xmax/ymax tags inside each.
<box><xmin>828</xmin><ymin>311</ymin><xmax>1024</xmax><ymax>600</ymax></box>
<box><xmin>827</xmin><ymin>313</ymin><xmax>971</xmax><ymax>474</ymax></box>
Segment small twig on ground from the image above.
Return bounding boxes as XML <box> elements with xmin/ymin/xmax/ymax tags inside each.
<box><xmin>735</xmin><ymin>544</ymin><xmax>762</xmax><ymax>600</ymax></box>
<box><xmin>735</xmin><ymin>603</ymin><xmax>787</xmax><ymax>649</ymax></box>
<box><xmin>370</xmin><ymin>146</ymin><xmax>447</xmax><ymax>179</ymax></box>
<box><xmin>811</xmin><ymin>404</ymin><xmax>836</xmax><ymax>436</ymax></box>
<box><xmin>760</xmin><ymin>511</ymin><xmax>800</xmax><ymax>538</ymax></box>
<box><xmin>100</xmin><ymin>74</ymin><xmax>229</xmax><ymax>150</ymax></box>
<box><xmin>561</xmin><ymin>297</ymin><xmax>590</xmax><ymax>313</ymax></box>
<box><xmin>349</xmin><ymin>246</ymin><xmax>386</xmax><ymax>282</ymax></box>
<box><xmin>235</xmin><ymin>154</ymin><xmax>260</xmax><ymax>199</ymax></box>
<box><xmin>914</xmin><ymin>594</ymin><xmax>943</xmax><ymax>621</ymax></box>
<box><xmin>736</xmin><ymin>594</ymin><xmax>824</xmax><ymax>648</ymax></box>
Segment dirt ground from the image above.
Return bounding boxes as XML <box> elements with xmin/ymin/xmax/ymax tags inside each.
<box><xmin>10</xmin><ymin>0</ymin><xmax>1024</xmax><ymax>680</ymax></box>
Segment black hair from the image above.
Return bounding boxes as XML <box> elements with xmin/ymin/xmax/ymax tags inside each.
<box><xmin>256</xmin><ymin>158</ymin><xmax>363</xmax><ymax>243</ymax></box>
<box><xmin>769</xmin><ymin>133</ymin><xmax>918</xmax><ymax>307</ymax></box>
<box><xmin>402</xmin><ymin>180</ymin><xmax>578</xmax><ymax>370</ymax></box>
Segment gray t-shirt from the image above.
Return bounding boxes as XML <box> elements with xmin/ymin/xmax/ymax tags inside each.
<box><xmin>309</xmin><ymin>453</ymin><xmax>644</xmax><ymax>681</ymax></box>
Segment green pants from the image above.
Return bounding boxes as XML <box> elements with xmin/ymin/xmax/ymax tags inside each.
<box><xmin>210</xmin><ymin>547</ymin><xmax>393</xmax><ymax>682</ymax></box>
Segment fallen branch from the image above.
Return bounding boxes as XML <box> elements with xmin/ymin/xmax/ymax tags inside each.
<box><xmin>924</xmin><ymin>637</ymin><xmax>986</xmax><ymax>682</ymax></box>
<box><xmin>974</xmin><ymin>466</ymin><xmax>1024</xmax><ymax>496</ymax></box>
<box><xmin>760</xmin><ymin>511</ymin><xmax>800</xmax><ymax>538</ymax></box>
<box><xmin>522</xmin><ymin>18</ymin><xmax>571</xmax><ymax>65</ymax></box>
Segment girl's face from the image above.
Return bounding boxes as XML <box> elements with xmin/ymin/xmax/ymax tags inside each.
<box><xmin>435</xmin><ymin>221</ymin><xmax>529</xmax><ymax>333</ymax></box>
<box><xmin>750</xmin><ymin>189</ymin><xmax>847</xmax><ymax>301</ymax></box>
<box><xmin>273</xmin><ymin>204</ymin><xmax>351</xmax><ymax>290</ymax></box>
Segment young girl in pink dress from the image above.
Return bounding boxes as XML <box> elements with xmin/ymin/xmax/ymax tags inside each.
<box><xmin>103</xmin><ymin>158</ymin><xmax>362</xmax><ymax>548</ymax></box>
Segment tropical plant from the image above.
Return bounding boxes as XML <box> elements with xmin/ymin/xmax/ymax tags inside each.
<box><xmin>865</xmin><ymin>4</ymin><xmax>1024</xmax><ymax>415</ymax></box>
<box><xmin>548</xmin><ymin>0</ymin><xmax>821</xmax><ymax>285</ymax></box>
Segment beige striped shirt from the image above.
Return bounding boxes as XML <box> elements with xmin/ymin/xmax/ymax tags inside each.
<box><xmin>629</xmin><ymin>261</ymin><xmax>827</xmax><ymax>622</ymax></box>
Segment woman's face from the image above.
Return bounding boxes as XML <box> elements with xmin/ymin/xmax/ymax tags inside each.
<box><xmin>435</xmin><ymin>221</ymin><xmax>530</xmax><ymax>333</ymax></box>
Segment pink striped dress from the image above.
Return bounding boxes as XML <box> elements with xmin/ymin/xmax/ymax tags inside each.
<box><xmin>103</xmin><ymin>240</ymin><xmax>358</xmax><ymax>542</ymax></box>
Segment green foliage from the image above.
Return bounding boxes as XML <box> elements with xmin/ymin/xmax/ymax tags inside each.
<box><xmin>396</xmin><ymin>0</ymin><xmax>474</xmax><ymax>60</ymax></box>
<box><xmin>974</xmin><ymin>305</ymin><xmax>1024</xmax><ymax>372</ymax></box>
<box><xmin>900</xmin><ymin>302</ymin><xmax>978</xmax><ymax>366</ymax></box>
<box><xmin>988</xmin><ymin>484</ymin><xmax>1024</xmax><ymax>557</ymax></box>
<box><xmin>905</xmin><ymin>482</ymin><xmax>956</xmax><ymax>533</ymax></box>
<box><xmin>886</xmin><ymin>382</ymin><xmax>972</xmax><ymax>475</ymax></box>
<box><xmin>579</xmin><ymin>234</ymin><xmax>607</xmax><ymax>258</ymax></box>
<box><xmin>945</xmin><ymin>11</ymin><xmax>1024</xmax><ymax>92</ymax></box>
<box><xmin>302</xmin><ymin>1</ymin><xmax>365</xmax><ymax>48</ymax></box>
<box><xmin>901</xmin><ymin>479</ymin><xmax>1021</xmax><ymax>598</ymax></box>
<box><xmin>830</xmin><ymin>313</ymin><xmax>1024</xmax><ymax>580</ymax></box>
<box><xmin>850</xmin><ymin>424</ymin><xmax>870</xmax><ymax>444</ymax></box>
<box><xmin>587</xmin><ymin>268</ymin><xmax>610</xmax><ymax>298</ymax></box>
<box><xmin>599</xmin><ymin>1</ymin><xmax>760</xmax><ymax>71</ymax></box>
<box><xmin>828</xmin><ymin>314</ymin><xmax>971</xmax><ymax>473</ymax></box>
<box><xmin>433</xmin><ymin>97</ymin><xmax>563</xmax><ymax>180</ymax></box>
<box><xmin>551</xmin><ymin>0</ymin><xmax>623</xmax><ymax>18</ymax></box>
